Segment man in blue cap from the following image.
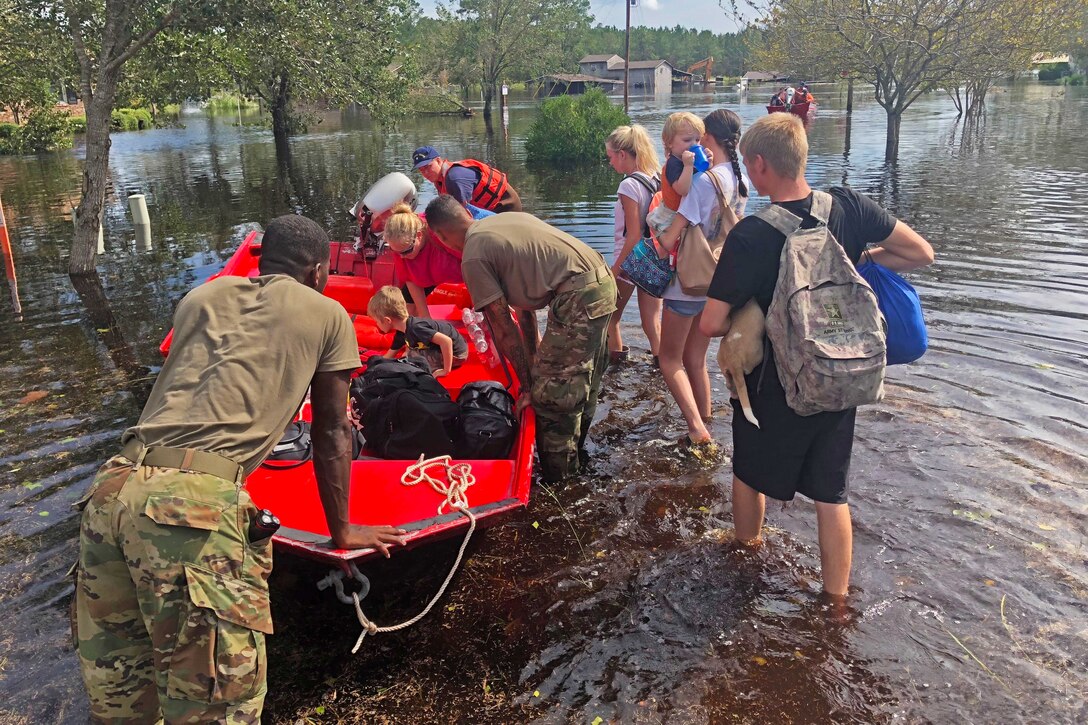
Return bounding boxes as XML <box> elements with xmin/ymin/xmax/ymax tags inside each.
<box><xmin>412</xmin><ymin>146</ymin><xmax>523</xmax><ymax>213</ymax></box>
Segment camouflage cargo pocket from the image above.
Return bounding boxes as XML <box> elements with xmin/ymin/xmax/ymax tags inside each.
<box><xmin>166</xmin><ymin>563</ymin><xmax>272</xmax><ymax>704</ymax></box>
<box><xmin>531</xmin><ymin>369</ymin><xmax>591</xmax><ymax>415</ymax></box>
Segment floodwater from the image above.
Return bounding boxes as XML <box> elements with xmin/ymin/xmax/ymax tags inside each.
<box><xmin>1</xmin><ymin>83</ymin><xmax>1086</xmax><ymax>723</ymax></box>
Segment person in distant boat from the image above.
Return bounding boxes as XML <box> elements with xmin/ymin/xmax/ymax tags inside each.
<box><xmin>425</xmin><ymin>195</ymin><xmax>616</xmax><ymax>483</ymax></box>
<box><xmin>384</xmin><ymin>201</ymin><xmax>494</xmax><ymax>318</ymax></box>
<box><xmin>73</xmin><ymin>215</ymin><xmax>406</xmax><ymax>723</ymax></box>
<box><xmin>412</xmin><ymin>146</ymin><xmax>524</xmax><ymax>213</ymax></box>
<box><xmin>794</xmin><ymin>84</ymin><xmax>814</xmax><ymax>104</ymax></box>
<box><xmin>769</xmin><ymin>88</ymin><xmax>787</xmax><ymax>107</ymax></box>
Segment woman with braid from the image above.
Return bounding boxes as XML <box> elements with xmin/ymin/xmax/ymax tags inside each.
<box><xmin>655</xmin><ymin>109</ymin><xmax>749</xmax><ymax>447</ymax></box>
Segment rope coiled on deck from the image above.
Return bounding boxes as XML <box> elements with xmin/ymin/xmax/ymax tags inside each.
<box><xmin>350</xmin><ymin>455</ymin><xmax>477</xmax><ymax>653</ymax></box>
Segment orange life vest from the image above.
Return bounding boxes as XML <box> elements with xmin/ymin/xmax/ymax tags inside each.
<box><xmin>436</xmin><ymin>159</ymin><xmax>511</xmax><ymax>210</ymax></box>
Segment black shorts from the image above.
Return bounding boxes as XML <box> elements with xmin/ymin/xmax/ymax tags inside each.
<box><xmin>730</xmin><ymin>354</ymin><xmax>856</xmax><ymax>504</ymax></box>
<box><xmin>401</xmin><ymin>284</ymin><xmax>436</xmax><ymax>301</ymax></box>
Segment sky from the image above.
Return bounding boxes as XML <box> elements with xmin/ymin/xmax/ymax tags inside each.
<box><xmin>414</xmin><ymin>1</ymin><xmax>748</xmax><ymax>35</ymax></box>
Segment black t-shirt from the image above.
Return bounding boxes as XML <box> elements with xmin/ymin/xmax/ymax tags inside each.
<box><xmin>708</xmin><ymin>186</ymin><xmax>897</xmax><ymax>313</ymax></box>
<box><xmin>392</xmin><ymin>316</ymin><xmax>468</xmax><ymax>359</ymax></box>
<box><xmin>665</xmin><ymin>154</ymin><xmax>685</xmax><ymax>185</ymax></box>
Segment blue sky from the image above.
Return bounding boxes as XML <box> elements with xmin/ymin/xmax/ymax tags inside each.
<box><xmin>414</xmin><ymin>1</ymin><xmax>748</xmax><ymax>35</ymax></box>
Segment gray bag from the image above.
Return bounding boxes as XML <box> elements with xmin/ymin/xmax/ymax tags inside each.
<box><xmin>760</xmin><ymin>191</ymin><xmax>886</xmax><ymax>416</ymax></box>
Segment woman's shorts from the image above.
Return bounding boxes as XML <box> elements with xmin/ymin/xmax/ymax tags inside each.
<box><xmin>401</xmin><ymin>283</ymin><xmax>437</xmax><ymax>301</ymax></box>
<box><xmin>663</xmin><ymin>298</ymin><xmax>706</xmax><ymax>317</ymax></box>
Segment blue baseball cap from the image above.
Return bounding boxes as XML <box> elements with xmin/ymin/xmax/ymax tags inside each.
<box><xmin>412</xmin><ymin>146</ymin><xmax>441</xmax><ymax>169</ymax></box>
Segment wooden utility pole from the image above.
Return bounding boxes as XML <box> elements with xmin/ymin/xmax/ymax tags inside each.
<box><xmin>624</xmin><ymin>0</ymin><xmax>632</xmax><ymax>113</ymax></box>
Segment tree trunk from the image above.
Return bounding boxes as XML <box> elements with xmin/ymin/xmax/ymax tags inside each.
<box><xmin>846</xmin><ymin>78</ymin><xmax>854</xmax><ymax>113</ymax></box>
<box><xmin>70</xmin><ymin>74</ymin><xmax>118</xmax><ymax>277</ymax></box>
<box><xmin>270</xmin><ymin>77</ymin><xmax>291</xmax><ymax>161</ymax></box>
<box><xmin>884</xmin><ymin>110</ymin><xmax>901</xmax><ymax>163</ymax></box>
<box><xmin>482</xmin><ymin>82</ymin><xmax>494</xmax><ymax>117</ymax></box>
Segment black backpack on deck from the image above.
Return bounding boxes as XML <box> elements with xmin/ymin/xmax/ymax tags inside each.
<box><xmin>350</xmin><ymin>357</ymin><xmax>460</xmax><ymax>459</ymax></box>
<box><xmin>456</xmin><ymin>381</ymin><xmax>518</xmax><ymax>459</ymax></box>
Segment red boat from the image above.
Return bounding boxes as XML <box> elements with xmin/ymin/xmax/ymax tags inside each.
<box><xmin>766</xmin><ymin>100</ymin><xmax>814</xmax><ymax>118</ymax></box>
<box><xmin>160</xmin><ymin>230</ymin><xmax>536</xmax><ymax>572</ymax></box>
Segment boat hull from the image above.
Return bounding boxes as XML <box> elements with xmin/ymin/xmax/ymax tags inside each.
<box><xmin>766</xmin><ymin>101</ymin><xmax>814</xmax><ymax>118</ymax></box>
<box><xmin>161</xmin><ymin>230</ymin><xmax>535</xmax><ymax>565</ymax></box>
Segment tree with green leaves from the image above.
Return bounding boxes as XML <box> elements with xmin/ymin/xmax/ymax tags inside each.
<box><xmin>439</xmin><ymin>0</ymin><xmax>591</xmax><ymax>117</ymax></box>
<box><xmin>0</xmin><ymin>2</ymin><xmax>72</xmax><ymax>123</ymax></box>
<box><xmin>223</xmin><ymin>0</ymin><xmax>414</xmax><ymax>154</ymax></box>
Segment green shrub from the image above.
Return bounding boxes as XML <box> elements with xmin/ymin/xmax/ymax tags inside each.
<box><xmin>525</xmin><ymin>88</ymin><xmax>630</xmax><ymax>166</ymax></box>
<box><xmin>69</xmin><ymin>115</ymin><xmax>87</xmax><ymax>134</ymax></box>
<box><xmin>207</xmin><ymin>92</ymin><xmax>259</xmax><ymax>114</ymax></box>
<box><xmin>110</xmin><ymin>107</ymin><xmax>154</xmax><ymax>131</ymax></box>
<box><xmin>0</xmin><ymin>109</ymin><xmax>74</xmax><ymax>154</ymax></box>
<box><xmin>0</xmin><ymin>122</ymin><xmax>20</xmax><ymax>154</ymax></box>
<box><xmin>1061</xmin><ymin>73</ymin><xmax>1085</xmax><ymax>86</ymax></box>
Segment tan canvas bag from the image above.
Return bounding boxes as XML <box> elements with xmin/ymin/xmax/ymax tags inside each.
<box><xmin>675</xmin><ymin>169</ymin><xmax>739</xmax><ymax>296</ymax></box>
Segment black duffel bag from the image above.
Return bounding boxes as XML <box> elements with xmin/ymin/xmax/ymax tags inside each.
<box><xmin>351</xmin><ymin>357</ymin><xmax>460</xmax><ymax>459</ymax></box>
<box><xmin>456</xmin><ymin>381</ymin><xmax>518</xmax><ymax>459</ymax></box>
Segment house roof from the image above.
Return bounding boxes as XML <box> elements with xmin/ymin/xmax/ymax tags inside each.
<box><xmin>536</xmin><ymin>73</ymin><xmax>622</xmax><ymax>85</ymax></box>
<box><xmin>1031</xmin><ymin>53</ymin><xmax>1070</xmax><ymax>65</ymax></box>
<box><xmin>742</xmin><ymin>70</ymin><xmax>781</xmax><ymax>81</ymax></box>
<box><xmin>579</xmin><ymin>54</ymin><xmax>622</xmax><ymax>64</ymax></box>
<box><xmin>626</xmin><ymin>59</ymin><xmax>673</xmax><ymax>70</ymax></box>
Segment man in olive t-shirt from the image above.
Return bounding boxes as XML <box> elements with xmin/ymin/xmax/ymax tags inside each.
<box><xmin>425</xmin><ymin>196</ymin><xmax>617</xmax><ymax>482</ymax></box>
<box><xmin>74</xmin><ymin>215</ymin><xmax>405</xmax><ymax>723</ymax></box>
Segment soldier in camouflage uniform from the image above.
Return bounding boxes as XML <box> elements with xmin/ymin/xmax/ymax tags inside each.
<box><xmin>424</xmin><ymin>196</ymin><xmax>616</xmax><ymax>482</ymax></box>
<box><xmin>74</xmin><ymin>215</ymin><xmax>405</xmax><ymax>722</ymax></box>
<box><xmin>75</xmin><ymin>456</ymin><xmax>270</xmax><ymax>723</ymax></box>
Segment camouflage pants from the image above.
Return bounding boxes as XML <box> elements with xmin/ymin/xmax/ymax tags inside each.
<box><xmin>74</xmin><ymin>455</ymin><xmax>272</xmax><ymax>724</ymax></box>
<box><xmin>531</xmin><ymin>276</ymin><xmax>616</xmax><ymax>482</ymax></box>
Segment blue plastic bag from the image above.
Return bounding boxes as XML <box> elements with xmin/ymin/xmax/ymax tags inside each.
<box><xmin>857</xmin><ymin>261</ymin><xmax>928</xmax><ymax>365</ymax></box>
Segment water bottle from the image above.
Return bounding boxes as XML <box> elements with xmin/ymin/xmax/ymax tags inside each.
<box><xmin>690</xmin><ymin>144</ymin><xmax>710</xmax><ymax>173</ymax></box>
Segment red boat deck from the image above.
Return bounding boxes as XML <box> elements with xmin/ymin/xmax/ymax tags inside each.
<box><xmin>161</xmin><ymin>230</ymin><xmax>536</xmax><ymax>565</ymax></box>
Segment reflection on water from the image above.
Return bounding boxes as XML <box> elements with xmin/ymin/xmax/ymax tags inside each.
<box><xmin>0</xmin><ymin>83</ymin><xmax>1085</xmax><ymax>723</ymax></box>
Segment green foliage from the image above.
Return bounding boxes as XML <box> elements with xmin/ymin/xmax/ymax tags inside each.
<box><xmin>20</xmin><ymin>108</ymin><xmax>73</xmax><ymax>152</ymax></box>
<box><xmin>110</xmin><ymin>108</ymin><xmax>154</xmax><ymax>131</ymax></box>
<box><xmin>69</xmin><ymin>115</ymin><xmax>87</xmax><ymax>134</ymax></box>
<box><xmin>0</xmin><ymin>108</ymin><xmax>73</xmax><ymax>154</ymax></box>
<box><xmin>226</xmin><ymin>0</ymin><xmax>416</xmax><ymax>138</ymax></box>
<box><xmin>525</xmin><ymin>88</ymin><xmax>629</xmax><ymax>166</ymax></box>
<box><xmin>206</xmin><ymin>92</ymin><xmax>259</xmax><ymax>113</ymax></box>
<box><xmin>1037</xmin><ymin>63</ymin><xmax>1072</xmax><ymax>81</ymax></box>
<box><xmin>437</xmin><ymin>0</ymin><xmax>591</xmax><ymax>110</ymax></box>
<box><xmin>1062</xmin><ymin>73</ymin><xmax>1085</xmax><ymax>86</ymax></box>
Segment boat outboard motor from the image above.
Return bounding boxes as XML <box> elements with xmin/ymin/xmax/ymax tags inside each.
<box><xmin>349</xmin><ymin>171</ymin><xmax>417</xmax><ymax>260</ymax></box>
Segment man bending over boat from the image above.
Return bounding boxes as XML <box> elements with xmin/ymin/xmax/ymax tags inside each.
<box><xmin>73</xmin><ymin>215</ymin><xmax>406</xmax><ymax>723</ymax></box>
<box><xmin>425</xmin><ymin>195</ymin><xmax>616</xmax><ymax>482</ymax></box>
<box><xmin>413</xmin><ymin>145</ymin><xmax>524</xmax><ymax>213</ymax></box>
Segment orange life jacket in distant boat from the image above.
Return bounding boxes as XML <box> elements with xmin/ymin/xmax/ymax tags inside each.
<box><xmin>436</xmin><ymin>159</ymin><xmax>512</xmax><ymax>211</ymax></box>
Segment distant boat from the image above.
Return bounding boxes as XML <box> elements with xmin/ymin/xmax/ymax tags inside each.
<box><xmin>767</xmin><ymin>101</ymin><xmax>814</xmax><ymax>118</ymax></box>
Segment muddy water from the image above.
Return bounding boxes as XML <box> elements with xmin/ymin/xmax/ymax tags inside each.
<box><xmin>1</xmin><ymin>83</ymin><xmax>1085</xmax><ymax>723</ymax></box>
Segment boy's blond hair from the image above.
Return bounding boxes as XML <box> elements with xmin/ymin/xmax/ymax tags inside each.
<box><xmin>738</xmin><ymin>114</ymin><xmax>808</xmax><ymax>180</ymax></box>
<box><xmin>661</xmin><ymin>112</ymin><xmax>705</xmax><ymax>149</ymax></box>
<box><xmin>367</xmin><ymin>285</ymin><xmax>408</xmax><ymax>321</ymax></box>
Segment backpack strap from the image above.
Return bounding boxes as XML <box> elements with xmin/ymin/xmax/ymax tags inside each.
<box><xmin>809</xmin><ymin>190</ymin><xmax>833</xmax><ymax>224</ymax></box>
<box><xmin>624</xmin><ymin>171</ymin><xmax>660</xmax><ymax>196</ymax></box>
<box><xmin>754</xmin><ymin>203</ymin><xmax>803</xmax><ymax>236</ymax></box>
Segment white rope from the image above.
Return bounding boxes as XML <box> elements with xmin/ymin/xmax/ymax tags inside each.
<box><xmin>350</xmin><ymin>454</ymin><xmax>477</xmax><ymax>653</ymax></box>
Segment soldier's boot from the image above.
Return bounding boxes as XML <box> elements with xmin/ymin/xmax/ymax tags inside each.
<box><xmin>539</xmin><ymin>450</ymin><xmax>580</xmax><ymax>484</ymax></box>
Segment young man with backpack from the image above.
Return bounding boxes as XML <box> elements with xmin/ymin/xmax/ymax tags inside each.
<box><xmin>700</xmin><ymin>114</ymin><xmax>933</xmax><ymax>598</ymax></box>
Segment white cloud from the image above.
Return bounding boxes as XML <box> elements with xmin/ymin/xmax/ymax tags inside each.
<box><xmin>642</xmin><ymin>0</ymin><xmax>661</xmax><ymax>9</ymax></box>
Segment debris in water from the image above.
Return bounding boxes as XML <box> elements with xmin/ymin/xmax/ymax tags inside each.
<box><xmin>17</xmin><ymin>390</ymin><xmax>48</xmax><ymax>404</ymax></box>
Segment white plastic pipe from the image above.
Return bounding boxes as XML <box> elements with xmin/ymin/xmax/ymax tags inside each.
<box><xmin>128</xmin><ymin>194</ymin><xmax>150</xmax><ymax>225</ymax></box>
